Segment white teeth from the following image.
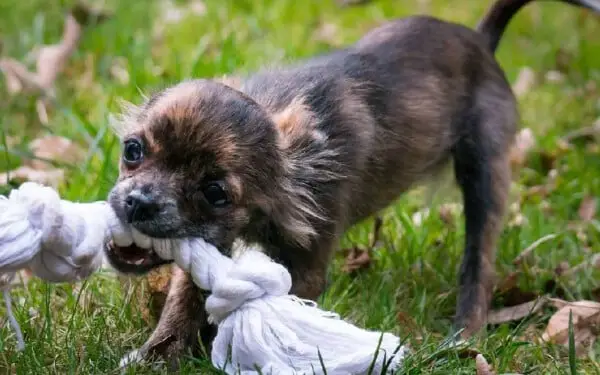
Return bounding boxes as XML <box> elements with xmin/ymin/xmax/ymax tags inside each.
<box><xmin>134</xmin><ymin>259</ymin><xmax>145</xmax><ymax>265</ymax></box>
<box><xmin>131</xmin><ymin>229</ymin><xmax>152</xmax><ymax>249</ymax></box>
<box><xmin>153</xmin><ymin>239</ymin><xmax>173</xmax><ymax>260</ymax></box>
<box><xmin>113</xmin><ymin>227</ymin><xmax>134</xmax><ymax>247</ymax></box>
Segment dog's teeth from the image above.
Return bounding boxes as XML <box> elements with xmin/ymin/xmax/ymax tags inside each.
<box><xmin>153</xmin><ymin>239</ymin><xmax>173</xmax><ymax>260</ymax></box>
<box><xmin>131</xmin><ymin>229</ymin><xmax>152</xmax><ymax>249</ymax></box>
<box><xmin>134</xmin><ymin>258</ymin><xmax>145</xmax><ymax>265</ymax></box>
<box><xmin>113</xmin><ymin>227</ymin><xmax>133</xmax><ymax>247</ymax></box>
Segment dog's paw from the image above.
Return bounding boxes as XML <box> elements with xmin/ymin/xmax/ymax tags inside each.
<box><xmin>119</xmin><ymin>347</ymin><xmax>167</xmax><ymax>372</ymax></box>
<box><xmin>118</xmin><ymin>334</ymin><xmax>189</xmax><ymax>372</ymax></box>
<box><xmin>119</xmin><ymin>348</ymin><xmax>146</xmax><ymax>369</ymax></box>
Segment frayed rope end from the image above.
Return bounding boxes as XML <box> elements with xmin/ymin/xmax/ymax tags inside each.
<box><xmin>210</xmin><ymin>294</ymin><xmax>408</xmax><ymax>375</ymax></box>
<box><xmin>1</xmin><ymin>273</ymin><xmax>25</xmax><ymax>352</ymax></box>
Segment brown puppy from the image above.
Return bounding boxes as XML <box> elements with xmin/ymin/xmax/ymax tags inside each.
<box><xmin>105</xmin><ymin>0</ymin><xmax>600</xmax><ymax>368</ymax></box>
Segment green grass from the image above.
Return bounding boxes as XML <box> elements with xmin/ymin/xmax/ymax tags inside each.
<box><xmin>1</xmin><ymin>0</ymin><xmax>600</xmax><ymax>373</ymax></box>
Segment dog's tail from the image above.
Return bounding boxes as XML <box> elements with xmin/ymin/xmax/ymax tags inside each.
<box><xmin>477</xmin><ymin>0</ymin><xmax>600</xmax><ymax>53</ymax></box>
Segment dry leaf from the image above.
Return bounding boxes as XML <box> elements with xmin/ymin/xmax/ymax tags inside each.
<box><xmin>314</xmin><ymin>22</ymin><xmax>341</xmax><ymax>46</ymax></box>
<box><xmin>341</xmin><ymin>247</ymin><xmax>371</xmax><ymax>273</ymax></box>
<box><xmin>578</xmin><ymin>195</ymin><xmax>597</xmax><ymax>222</ymax></box>
<box><xmin>0</xmin><ymin>3</ymin><xmax>109</xmax><ymax>117</ymax></box>
<box><xmin>495</xmin><ymin>271</ymin><xmax>520</xmax><ymax>294</ymax></box>
<box><xmin>545</xmin><ymin>70</ymin><xmax>565</xmax><ymax>84</ymax></box>
<box><xmin>475</xmin><ymin>354</ymin><xmax>495</xmax><ymax>375</ymax></box>
<box><xmin>548</xmin><ymin>297</ymin><xmax>569</xmax><ymax>310</ymax></box>
<box><xmin>509</xmin><ymin>128</ymin><xmax>536</xmax><ymax>168</ymax></box>
<box><xmin>189</xmin><ymin>0</ymin><xmax>207</xmax><ymax>15</ymax></box>
<box><xmin>438</xmin><ymin>203</ymin><xmax>461</xmax><ymax>227</ymax></box>
<box><xmin>341</xmin><ymin>218</ymin><xmax>382</xmax><ymax>273</ymax></box>
<box><xmin>1</xmin><ymin>135</ymin><xmax>84</xmax><ymax>188</ymax></box>
<box><xmin>109</xmin><ymin>57</ymin><xmax>130</xmax><ymax>85</ymax></box>
<box><xmin>27</xmin><ymin>135</ymin><xmax>85</xmax><ymax>169</ymax></box>
<box><xmin>0</xmin><ymin>14</ymin><xmax>82</xmax><ymax>98</ymax></box>
<box><xmin>562</xmin><ymin>119</ymin><xmax>600</xmax><ymax>144</ymax></box>
<box><xmin>542</xmin><ymin>300</ymin><xmax>600</xmax><ymax>348</ymax></box>
<box><xmin>119</xmin><ymin>265</ymin><xmax>172</xmax><ymax>326</ymax></box>
<box><xmin>512</xmin><ymin>67</ymin><xmax>536</xmax><ymax>97</ymax></box>
<box><xmin>160</xmin><ymin>0</ymin><xmax>206</xmax><ymax>25</ymax></box>
<box><xmin>0</xmin><ymin>166</ymin><xmax>64</xmax><ymax>188</ymax></box>
<box><xmin>488</xmin><ymin>297</ymin><xmax>547</xmax><ymax>325</ymax></box>
<box><xmin>396</xmin><ymin>310</ymin><xmax>419</xmax><ymax>334</ymax></box>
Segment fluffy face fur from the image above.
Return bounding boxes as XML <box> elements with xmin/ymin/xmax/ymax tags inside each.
<box><xmin>107</xmin><ymin>0</ymin><xmax>600</xmax><ymax>370</ymax></box>
<box><xmin>109</xmin><ymin>81</ymin><xmax>283</xmax><ymax>246</ymax></box>
<box><xmin>105</xmin><ymin>78</ymin><xmax>346</xmax><ymax>276</ymax></box>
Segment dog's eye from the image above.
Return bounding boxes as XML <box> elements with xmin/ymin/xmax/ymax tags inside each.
<box><xmin>203</xmin><ymin>183</ymin><xmax>230</xmax><ymax>207</ymax></box>
<box><xmin>123</xmin><ymin>139</ymin><xmax>143</xmax><ymax>166</ymax></box>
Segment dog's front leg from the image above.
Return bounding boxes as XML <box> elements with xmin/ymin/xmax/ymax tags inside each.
<box><xmin>120</xmin><ymin>265</ymin><xmax>215</xmax><ymax>371</ymax></box>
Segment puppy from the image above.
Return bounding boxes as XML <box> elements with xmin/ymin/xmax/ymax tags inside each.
<box><xmin>105</xmin><ymin>0</ymin><xmax>600</xmax><ymax>368</ymax></box>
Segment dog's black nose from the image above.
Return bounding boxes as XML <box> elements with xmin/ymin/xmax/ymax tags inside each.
<box><xmin>125</xmin><ymin>190</ymin><xmax>159</xmax><ymax>223</ymax></box>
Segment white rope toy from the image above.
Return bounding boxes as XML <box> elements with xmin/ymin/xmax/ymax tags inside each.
<box><xmin>0</xmin><ymin>182</ymin><xmax>408</xmax><ymax>374</ymax></box>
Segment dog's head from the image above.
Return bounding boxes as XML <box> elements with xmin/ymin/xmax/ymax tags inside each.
<box><xmin>104</xmin><ymin>79</ymin><xmax>320</xmax><ymax>274</ymax></box>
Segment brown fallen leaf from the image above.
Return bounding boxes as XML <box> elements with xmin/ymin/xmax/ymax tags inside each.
<box><xmin>578</xmin><ymin>195</ymin><xmax>597</xmax><ymax>222</ymax></box>
<box><xmin>509</xmin><ymin>128</ymin><xmax>536</xmax><ymax>169</ymax></box>
<box><xmin>475</xmin><ymin>354</ymin><xmax>495</xmax><ymax>375</ymax></box>
<box><xmin>547</xmin><ymin>297</ymin><xmax>569</xmax><ymax>310</ymax></box>
<box><xmin>1</xmin><ymin>135</ymin><xmax>85</xmax><ymax>188</ymax></box>
<box><xmin>314</xmin><ymin>22</ymin><xmax>342</xmax><ymax>47</ymax></box>
<box><xmin>562</xmin><ymin>119</ymin><xmax>600</xmax><ymax>144</ymax></box>
<box><xmin>119</xmin><ymin>265</ymin><xmax>172</xmax><ymax>326</ymax></box>
<box><xmin>545</xmin><ymin>70</ymin><xmax>565</xmax><ymax>84</ymax></box>
<box><xmin>488</xmin><ymin>297</ymin><xmax>547</xmax><ymax>325</ymax></box>
<box><xmin>495</xmin><ymin>271</ymin><xmax>520</xmax><ymax>295</ymax></box>
<box><xmin>27</xmin><ymin>135</ymin><xmax>85</xmax><ymax>169</ymax></box>
<box><xmin>109</xmin><ymin>57</ymin><xmax>130</xmax><ymax>85</ymax></box>
<box><xmin>396</xmin><ymin>310</ymin><xmax>420</xmax><ymax>335</ymax></box>
<box><xmin>438</xmin><ymin>203</ymin><xmax>461</xmax><ymax>227</ymax></box>
<box><xmin>159</xmin><ymin>0</ymin><xmax>206</xmax><ymax>25</ymax></box>
<box><xmin>0</xmin><ymin>13</ymin><xmax>81</xmax><ymax>98</ymax></box>
<box><xmin>0</xmin><ymin>4</ymin><xmax>109</xmax><ymax>123</ymax></box>
<box><xmin>512</xmin><ymin>67</ymin><xmax>536</xmax><ymax>98</ymax></box>
<box><xmin>541</xmin><ymin>300</ymin><xmax>600</xmax><ymax>354</ymax></box>
<box><xmin>0</xmin><ymin>166</ymin><xmax>65</xmax><ymax>189</ymax></box>
<box><xmin>341</xmin><ymin>216</ymin><xmax>383</xmax><ymax>273</ymax></box>
<box><xmin>341</xmin><ymin>246</ymin><xmax>371</xmax><ymax>273</ymax></box>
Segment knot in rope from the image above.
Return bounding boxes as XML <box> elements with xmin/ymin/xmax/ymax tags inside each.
<box><xmin>206</xmin><ymin>250</ymin><xmax>292</xmax><ymax>324</ymax></box>
<box><xmin>151</xmin><ymin>238</ymin><xmax>292</xmax><ymax>323</ymax></box>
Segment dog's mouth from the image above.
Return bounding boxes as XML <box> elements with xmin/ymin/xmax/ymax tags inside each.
<box><xmin>105</xmin><ymin>240</ymin><xmax>172</xmax><ymax>274</ymax></box>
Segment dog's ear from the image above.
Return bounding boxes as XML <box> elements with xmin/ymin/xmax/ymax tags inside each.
<box><xmin>270</xmin><ymin>98</ymin><xmax>318</xmax><ymax>150</ymax></box>
<box><xmin>266</xmin><ymin>98</ymin><xmax>334</xmax><ymax>248</ymax></box>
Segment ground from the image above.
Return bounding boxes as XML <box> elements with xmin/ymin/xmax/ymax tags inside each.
<box><xmin>1</xmin><ymin>0</ymin><xmax>600</xmax><ymax>374</ymax></box>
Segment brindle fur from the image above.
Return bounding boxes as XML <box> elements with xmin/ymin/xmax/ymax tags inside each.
<box><xmin>105</xmin><ymin>0</ymin><xmax>600</xmax><ymax>367</ymax></box>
